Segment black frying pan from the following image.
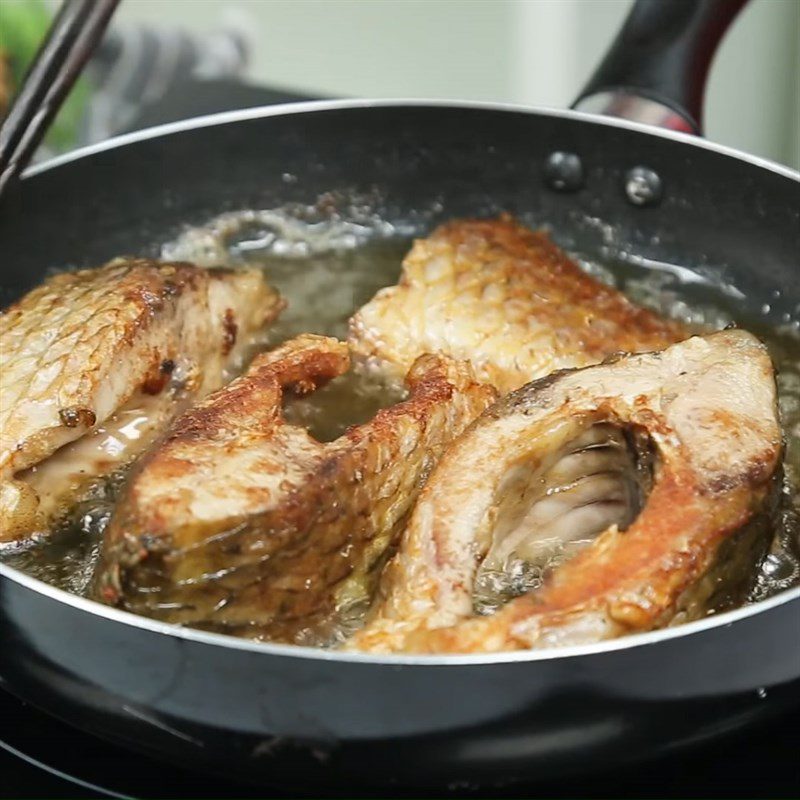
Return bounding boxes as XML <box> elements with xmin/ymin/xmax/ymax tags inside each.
<box><xmin>0</xmin><ymin>0</ymin><xmax>798</xmax><ymax>791</ymax></box>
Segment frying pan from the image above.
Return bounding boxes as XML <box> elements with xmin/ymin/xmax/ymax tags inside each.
<box><xmin>1</xmin><ymin>0</ymin><xmax>798</xmax><ymax>790</ymax></box>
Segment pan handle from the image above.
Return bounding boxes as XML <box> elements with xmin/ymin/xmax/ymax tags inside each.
<box><xmin>572</xmin><ymin>0</ymin><xmax>749</xmax><ymax>135</ymax></box>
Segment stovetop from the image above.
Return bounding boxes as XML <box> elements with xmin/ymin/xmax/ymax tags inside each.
<box><xmin>2</xmin><ymin>685</ymin><xmax>799</xmax><ymax>799</ymax></box>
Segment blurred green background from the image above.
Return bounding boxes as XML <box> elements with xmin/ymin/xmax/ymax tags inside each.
<box><xmin>0</xmin><ymin>0</ymin><xmax>90</xmax><ymax>150</ymax></box>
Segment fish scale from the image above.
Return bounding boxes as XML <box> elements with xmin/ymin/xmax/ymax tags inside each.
<box><xmin>350</xmin><ymin>216</ymin><xmax>687</xmax><ymax>394</ymax></box>
<box><xmin>95</xmin><ymin>334</ymin><xmax>495</xmax><ymax>644</ymax></box>
<box><xmin>0</xmin><ymin>259</ymin><xmax>281</xmax><ymax>541</ymax></box>
<box><xmin>350</xmin><ymin>330</ymin><xmax>781</xmax><ymax>653</ymax></box>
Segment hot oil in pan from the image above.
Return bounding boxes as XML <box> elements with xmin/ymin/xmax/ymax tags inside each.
<box><xmin>475</xmin><ymin>252</ymin><xmax>800</xmax><ymax>613</ymax></box>
<box><xmin>2</xmin><ymin>210</ymin><xmax>798</xmax><ymax>632</ymax></box>
<box><xmin>167</xmin><ymin>209</ymin><xmax>411</xmax><ymax>441</ymax></box>
<box><xmin>0</xmin><ymin>212</ymin><xmax>411</xmax><ymax>601</ymax></box>
<box><xmin>604</xmin><ymin>255</ymin><xmax>800</xmax><ymax>604</ymax></box>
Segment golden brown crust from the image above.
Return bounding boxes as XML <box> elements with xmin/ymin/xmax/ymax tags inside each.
<box><xmin>402</xmin><ymin>473</ymin><xmax>761</xmax><ymax>653</ymax></box>
<box><xmin>0</xmin><ymin>259</ymin><xmax>282</xmax><ymax>540</ymax></box>
<box><xmin>95</xmin><ymin>335</ymin><xmax>497</xmax><ymax>642</ymax></box>
<box><xmin>165</xmin><ymin>338</ymin><xmax>350</xmax><ymax>445</ymax></box>
<box><xmin>349</xmin><ymin>215</ymin><xmax>686</xmax><ymax>393</ymax></box>
<box><xmin>348</xmin><ymin>330</ymin><xmax>781</xmax><ymax>654</ymax></box>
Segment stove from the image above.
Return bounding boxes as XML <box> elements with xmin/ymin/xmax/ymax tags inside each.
<box><xmin>2</xmin><ymin>685</ymin><xmax>799</xmax><ymax>798</ymax></box>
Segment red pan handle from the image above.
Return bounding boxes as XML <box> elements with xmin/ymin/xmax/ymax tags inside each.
<box><xmin>573</xmin><ymin>0</ymin><xmax>749</xmax><ymax>135</ymax></box>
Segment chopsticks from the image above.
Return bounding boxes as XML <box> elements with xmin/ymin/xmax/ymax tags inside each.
<box><xmin>0</xmin><ymin>0</ymin><xmax>119</xmax><ymax>199</ymax></box>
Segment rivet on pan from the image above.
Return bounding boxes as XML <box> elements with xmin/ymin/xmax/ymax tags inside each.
<box><xmin>544</xmin><ymin>151</ymin><xmax>584</xmax><ymax>192</ymax></box>
<box><xmin>624</xmin><ymin>166</ymin><xmax>662</xmax><ymax>206</ymax></box>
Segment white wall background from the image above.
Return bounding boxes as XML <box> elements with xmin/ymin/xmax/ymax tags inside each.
<box><xmin>116</xmin><ymin>0</ymin><xmax>800</xmax><ymax>168</ymax></box>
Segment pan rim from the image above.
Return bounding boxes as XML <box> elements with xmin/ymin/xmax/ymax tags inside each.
<box><xmin>4</xmin><ymin>97</ymin><xmax>799</xmax><ymax>666</ymax></box>
<box><xmin>1</xmin><ymin>560</ymin><xmax>797</xmax><ymax>665</ymax></box>
<box><xmin>22</xmin><ymin>97</ymin><xmax>800</xmax><ymax>184</ymax></box>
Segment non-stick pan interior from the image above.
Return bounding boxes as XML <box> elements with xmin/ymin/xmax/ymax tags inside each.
<box><xmin>1</xmin><ymin>102</ymin><xmax>798</xmax><ymax>316</ymax></box>
<box><xmin>1</xmin><ymin>100</ymin><xmax>799</xmax><ymax>627</ymax></box>
<box><xmin>2</xmin><ymin>100</ymin><xmax>800</xmax><ymax>622</ymax></box>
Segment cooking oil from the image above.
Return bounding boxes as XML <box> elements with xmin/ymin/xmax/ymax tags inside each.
<box><xmin>3</xmin><ymin>208</ymin><xmax>797</xmax><ymax>625</ymax></box>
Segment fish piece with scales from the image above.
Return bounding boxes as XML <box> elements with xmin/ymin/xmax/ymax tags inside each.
<box><xmin>94</xmin><ymin>334</ymin><xmax>496</xmax><ymax>644</ymax></box>
<box><xmin>0</xmin><ymin>258</ymin><xmax>282</xmax><ymax>541</ymax></box>
<box><xmin>349</xmin><ymin>215</ymin><xmax>687</xmax><ymax>394</ymax></box>
<box><xmin>348</xmin><ymin>330</ymin><xmax>781</xmax><ymax>654</ymax></box>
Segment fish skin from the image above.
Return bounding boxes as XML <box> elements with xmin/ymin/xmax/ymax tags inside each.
<box><xmin>349</xmin><ymin>215</ymin><xmax>686</xmax><ymax>394</ymax></box>
<box><xmin>0</xmin><ymin>259</ymin><xmax>282</xmax><ymax>541</ymax></box>
<box><xmin>94</xmin><ymin>334</ymin><xmax>497</xmax><ymax>643</ymax></box>
<box><xmin>347</xmin><ymin>330</ymin><xmax>781</xmax><ymax>654</ymax></box>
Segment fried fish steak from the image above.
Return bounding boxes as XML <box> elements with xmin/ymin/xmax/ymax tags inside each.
<box><xmin>0</xmin><ymin>258</ymin><xmax>282</xmax><ymax>541</ymax></box>
<box><xmin>348</xmin><ymin>330</ymin><xmax>781</xmax><ymax>654</ymax></box>
<box><xmin>94</xmin><ymin>334</ymin><xmax>496</xmax><ymax>643</ymax></box>
<box><xmin>349</xmin><ymin>215</ymin><xmax>686</xmax><ymax>394</ymax></box>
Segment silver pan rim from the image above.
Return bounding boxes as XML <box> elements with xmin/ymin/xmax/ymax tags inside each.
<box><xmin>3</xmin><ymin>557</ymin><xmax>798</xmax><ymax>666</ymax></box>
<box><xmin>23</xmin><ymin>97</ymin><xmax>800</xmax><ymax>183</ymax></box>
<box><xmin>5</xmin><ymin>97</ymin><xmax>799</xmax><ymax>666</ymax></box>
